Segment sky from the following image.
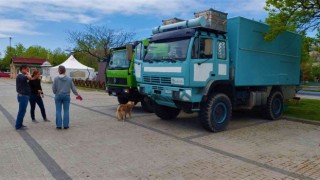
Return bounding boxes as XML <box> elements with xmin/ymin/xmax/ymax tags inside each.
<box><xmin>0</xmin><ymin>0</ymin><xmax>290</xmax><ymax>58</ymax></box>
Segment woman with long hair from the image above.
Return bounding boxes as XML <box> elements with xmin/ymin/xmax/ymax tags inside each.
<box><xmin>28</xmin><ymin>70</ymin><xmax>49</xmax><ymax>122</ymax></box>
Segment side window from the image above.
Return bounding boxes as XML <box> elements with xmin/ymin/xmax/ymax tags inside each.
<box><xmin>217</xmin><ymin>41</ymin><xmax>226</xmax><ymax>60</ymax></box>
<box><xmin>192</xmin><ymin>38</ymin><xmax>199</xmax><ymax>59</ymax></box>
<box><xmin>192</xmin><ymin>38</ymin><xmax>213</xmax><ymax>59</ymax></box>
<box><xmin>134</xmin><ymin>43</ymin><xmax>142</xmax><ymax>60</ymax></box>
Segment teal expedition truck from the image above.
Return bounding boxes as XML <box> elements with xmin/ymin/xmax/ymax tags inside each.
<box><xmin>106</xmin><ymin>40</ymin><xmax>154</xmax><ymax>112</ymax></box>
<box><xmin>135</xmin><ymin>9</ymin><xmax>302</xmax><ymax>132</ymax></box>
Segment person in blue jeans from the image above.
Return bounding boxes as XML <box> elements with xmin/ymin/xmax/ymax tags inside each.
<box><xmin>52</xmin><ymin>66</ymin><xmax>81</xmax><ymax>129</ymax></box>
<box><xmin>28</xmin><ymin>70</ymin><xmax>49</xmax><ymax>123</ymax></box>
<box><xmin>15</xmin><ymin>65</ymin><xmax>36</xmax><ymax>130</ymax></box>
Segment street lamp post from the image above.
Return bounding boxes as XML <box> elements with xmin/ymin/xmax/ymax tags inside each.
<box><xmin>0</xmin><ymin>36</ymin><xmax>12</xmax><ymax>58</ymax></box>
<box><xmin>9</xmin><ymin>37</ymin><xmax>12</xmax><ymax>59</ymax></box>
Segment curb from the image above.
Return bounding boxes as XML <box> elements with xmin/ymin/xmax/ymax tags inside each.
<box><xmin>283</xmin><ymin>116</ymin><xmax>320</xmax><ymax>126</ymax></box>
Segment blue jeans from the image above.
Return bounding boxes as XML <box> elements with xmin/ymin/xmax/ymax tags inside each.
<box><xmin>55</xmin><ymin>94</ymin><xmax>70</xmax><ymax>128</ymax></box>
<box><xmin>15</xmin><ymin>95</ymin><xmax>29</xmax><ymax>129</ymax></box>
<box><xmin>30</xmin><ymin>95</ymin><xmax>47</xmax><ymax>120</ymax></box>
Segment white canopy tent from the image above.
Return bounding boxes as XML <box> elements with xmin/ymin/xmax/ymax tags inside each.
<box><xmin>49</xmin><ymin>55</ymin><xmax>95</xmax><ymax>80</ymax></box>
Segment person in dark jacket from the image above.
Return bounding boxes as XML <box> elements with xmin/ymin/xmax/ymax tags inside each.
<box><xmin>15</xmin><ymin>65</ymin><xmax>35</xmax><ymax>130</ymax></box>
<box><xmin>52</xmin><ymin>66</ymin><xmax>81</xmax><ymax>129</ymax></box>
<box><xmin>28</xmin><ymin>70</ymin><xmax>49</xmax><ymax>123</ymax></box>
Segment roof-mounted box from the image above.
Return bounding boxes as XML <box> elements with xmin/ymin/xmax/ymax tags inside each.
<box><xmin>194</xmin><ymin>8</ymin><xmax>228</xmax><ymax>32</ymax></box>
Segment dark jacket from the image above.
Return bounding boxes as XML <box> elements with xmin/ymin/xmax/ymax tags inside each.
<box><xmin>16</xmin><ymin>74</ymin><xmax>31</xmax><ymax>95</ymax></box>
<box><xmin>28</xmin><ymin>79</ymin><xmax>42</xmax><ymax>95</ymax></box>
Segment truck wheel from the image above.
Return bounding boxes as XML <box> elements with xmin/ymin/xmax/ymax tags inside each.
<box><xmin>199</xmin><ymin>93</ymin><xmax>232</xmax><ymax>132</ymax></box>
<box><xmin>155</xmin><ymin>103</ymin><xmax>180</xmax><ymax>120</ymax></box>
<box><xmin>264</xmin><ymin>91</ymin><xmax>284</xmax><ymax>120</ymax></box>
<box><xmin>141</xmin><ymin>97</ymin><xmax>154</xmax><ymax>113</ymax></box>
<box><xmin>117</xmin><ymin>96</ymin><xmax>128</xmax><ymax>104</ymax></box>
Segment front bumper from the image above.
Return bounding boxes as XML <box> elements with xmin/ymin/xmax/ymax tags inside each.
<box><xmin>107</xmin><ymin>86</ymin><xmax>143</xmax><ymax>101</ymax></box>
<box><xmin>139</xmin><ymin>84</ymin><xmax>203</xmax><ymax>110</ymax></box>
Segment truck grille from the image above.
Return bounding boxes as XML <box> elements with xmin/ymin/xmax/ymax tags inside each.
<box><xmin>107</xmin><ymin>77</ymin><xmax>127</xmax><ymax>85</ymax></box>
<box><xmin>152</xmin><ymin>86</ymin><xmax>164</xmax><ymax>90</ymax></box>
<box><xmin>143</xmin><ymin>76</ymin><xmax>171</xmax><ymax>84</ymax></box>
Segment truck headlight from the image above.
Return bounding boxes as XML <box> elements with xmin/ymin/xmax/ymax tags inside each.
<box><xmin>139</xmin><ymin>87</ymin><xmax>145</xmax><ymax>93</ymax></box>
<box><xmin>171</xmin><ymin>77</ymin><xmax>184</xmax><ymax>85</ymax></box>
<box><xmin>172</xmin><ymin>91</ymin><xmax>181</xmax><ymax>99</ymax></box>
<box><xmin>124</xmin><ymin>89</ymin><xmax>129</xmax><ymax>93</ymax></box>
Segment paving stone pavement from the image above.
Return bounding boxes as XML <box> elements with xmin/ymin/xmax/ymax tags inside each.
<box><xmin>0</xmin><ymin>78</ymin><xmax>319</xmax><ymax>180</ymax></box>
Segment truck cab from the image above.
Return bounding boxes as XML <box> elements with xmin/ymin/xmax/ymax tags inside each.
<box><xmin>136</xmin><ymin>12</ymin><xmax>302</xmax><ymax>132</ymax></box>
<box><xmin>136</xmin><ymin>27</ymin><xmax>230</xmax><ymax>121</ymax></box>
<box><xmin>106</xmin><ymin>40</ymin><xmax>154</xmax><ymax>112</ymax></box>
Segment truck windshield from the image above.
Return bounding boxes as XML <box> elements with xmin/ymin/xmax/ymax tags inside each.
<box><xmin>108</xmin><ymin>50</ymin><xmax>129</xmax><ymax>70</ymax></box>
<box><xmin>144</xmin><ymin>38</ymin><xmax>190</xmax><ymax>62</ymax></box>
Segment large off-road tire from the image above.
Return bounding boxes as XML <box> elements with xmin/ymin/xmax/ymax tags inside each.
<box><xmin>154</xmin><ymin>103</ymin><xmax>180</xmax><ymax>120</ymax></box>
<box><xmin>199</xmin><ymin>93</ymin><xmax>232</xmax><ymax>132</ymax></box>
<box><xmin>141</xmin><ymin>97</ymin><xmax>154</xmax><ymax>113</ymax></box>
<box><xmin>117</xmin><ymin>96</ymin><xmax>128</xmax><ymax>104</ymax></box>
<box><xmin>263</xmin><ymin>91</ymin><xmax>284</xmax><ymax>120</ymax></box>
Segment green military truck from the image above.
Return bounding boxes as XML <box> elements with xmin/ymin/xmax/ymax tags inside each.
<box><xmin>106</xmin><ymin>40</ymin><xmax>154</xmax><ymax>112</ymax></box>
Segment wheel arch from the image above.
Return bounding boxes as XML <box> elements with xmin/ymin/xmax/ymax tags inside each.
<box><xmin>202</xmin><ymin>80</ymin><xmax>235</xmax><ymax>104</ymax></box>
<box><xmin>271</xmin><ymin>86</ymin><xmax>283</xmax><ymax>94</ymax></box>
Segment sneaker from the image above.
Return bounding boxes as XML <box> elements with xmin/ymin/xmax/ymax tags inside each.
<box><xmin>43</xmin><ymin>119</ymin><xmax>50</xmax><ymax>122</ymax></box>
<box><xmin>16</xmin><ymin>126</ymin><xmax>28</xmax><ymax>130</ymax></box>
<box><xmin>56</xmin><ymin>127</ymin><xmax>62</xmax><ymax>129</ymax></box>
<box><xmin>22</xmin><ymin>125</ymin><xmax>27</xmax><ymax>128</ymax></box>
<box><xmin>64</xmin><ymin>127</ymin><xmax>69</xmax><ymax>129</ymax></box>
<box><xmin>32</xmin><ymin>120</ymin><xmax>39</xmax><ymax>123</ymax></box>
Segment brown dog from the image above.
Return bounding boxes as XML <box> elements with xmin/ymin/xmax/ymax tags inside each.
<box><xmin>116</xmin><ymin>101</ymin><xmax>135</xmax><ymax>121</ymax></box>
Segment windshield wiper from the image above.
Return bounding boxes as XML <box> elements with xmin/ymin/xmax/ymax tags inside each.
<box><xmin>161</xmin><ymin>56</ymin><xmax>181</xmax><ymax>63</ymax></box>
<box><xmin>148</xmin><ymin>59</ymin><xmax>163</xmax><ymax>63</ymax></box>
<box><xmin>197</xmin><ymin>58</ymin><xmax>210</xmax><ymax>65</ymax></box>
<box><xmin>144</xmin><ymin>59</ymin><xmax>154</xmax><ymax>63</ymax></box>
<box><xmin>168</xmin><ymin>57</ymin><xmax>183</xmax><ymax>62</ymax></box>
<box><xmin>109</xmin><ymin>67</ymin><xmax>128</xmax><ymax>70</ymax></box>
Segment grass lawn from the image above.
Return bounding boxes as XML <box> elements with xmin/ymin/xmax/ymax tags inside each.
<box><xmin>284</xmin><ymin>99</ymin><xmax>320</xmax><ymax>121</ymax></box>
<box><xmin>303</xmin><ymin>89</ymin><xmax>320</xmax><ymax>92</ymax></box>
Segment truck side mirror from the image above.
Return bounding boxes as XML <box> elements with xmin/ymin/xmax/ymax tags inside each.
<box><xmin>126</xmin><ymin>44</ymin><xmax>133</xmax><ymax>61</ymax></box>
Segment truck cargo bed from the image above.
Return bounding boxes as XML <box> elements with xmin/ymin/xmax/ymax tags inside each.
<box><xmin>227</xmin><ymin>17</ymin><xmax>302</xmax><ymax>86</ymax></box>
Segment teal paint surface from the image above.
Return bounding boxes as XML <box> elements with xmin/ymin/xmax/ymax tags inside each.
<box><xmin>227</xmin><ymin>17</ymin><xmax>302</xmax><ymax>86</ymax></box>
<box><xmin>138</xmin><ymin>17</ymin><xmax>302</xmax><ymax>107</ymax></box>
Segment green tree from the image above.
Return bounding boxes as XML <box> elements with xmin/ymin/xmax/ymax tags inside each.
<box><xmin>0</xmin><ymin>44</ymin><xmax>26</xmax><ymax>70</ymax></box>
<box><xmin>48</xmin><ymin>48</ymin><xmax>69</xmax><ymax>66</ymax></box>
<box><xmin>23</xmin><ymin>46</ymin><xmax>48</xmax><ymax>58</ymax></box>
<box><xmin>0</xmin><ymin>44</ymin><xmax>75</xmax><ymax>70</ymax></box>
<box><xmin>265</xmin><ymin>0</ymin><xmax>319</xmax><ymax>40</ymax></box>
<box><xmin>311</xmin><ymin>64</ymin><xmax>320</xmax><ymax>81</ymax></box>
<box><xmin>14</xmin><ymin>43</ymin><xmax>26</xmax><ymax>57</ymax></box>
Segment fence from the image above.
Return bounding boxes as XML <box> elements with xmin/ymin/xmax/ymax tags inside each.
<box><xmin>73</xmin><ymin>79</ymin><xmax>106</xmax><ymax>90</ymax></box>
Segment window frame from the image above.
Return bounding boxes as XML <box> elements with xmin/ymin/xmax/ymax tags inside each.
<box><xmin>191</xmin><ymin>37</ymin><xmax>213</xmax><ymax>59</ymax></box>
<box><xmin>134</xmin><ymin>42</ymin><xmax>143</xmax><ymax>60</ymax></box>
<box><xmin>217</xmin><ymin>40</ymin><xmax>227</xmax><ymax>60</ymax></box>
